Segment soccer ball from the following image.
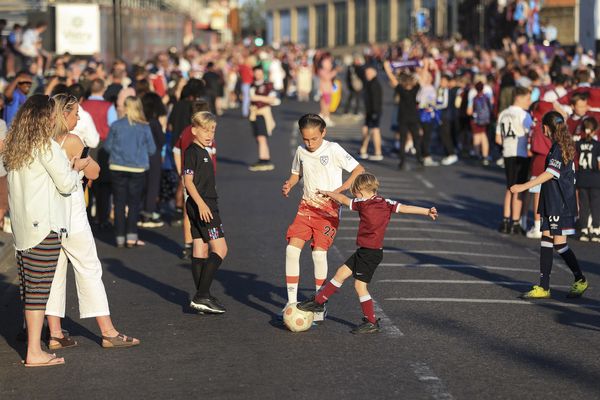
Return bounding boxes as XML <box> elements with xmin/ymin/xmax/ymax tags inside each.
<box><xmin>283</xmin><ymin>303</ymin><xmax>314</xmax><ymax>332</ymax></box>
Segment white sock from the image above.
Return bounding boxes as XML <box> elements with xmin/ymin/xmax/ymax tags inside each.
<box><xmin>312</xmin><ymin>250</ymin><xmax>328</xmax><ymax>292</ymax></box>
<box><xmin>534</xmin><ymin>219</ymin><xmax>541</xmax><ymax>230</ymax></box>
<box><xmin>285</xmin><ymin>245</ymin><xmax>301</xmax><ymax>304</ymax></box>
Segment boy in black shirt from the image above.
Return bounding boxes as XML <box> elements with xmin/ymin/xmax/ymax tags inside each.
<box><xmin>183</xmin><ymin>111</ymin><xmax>228</xmax><ymax>313</ymax></box>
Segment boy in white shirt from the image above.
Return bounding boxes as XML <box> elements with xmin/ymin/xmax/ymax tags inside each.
<box><xmin>496</xmin><ymin>86</ymin><xmax>533</xmax><ymax>234</ymax></box>
<box><xmin>281</xmin><ymin>114</ymin><xmax>364</xmax><ymax>320</ymax></box>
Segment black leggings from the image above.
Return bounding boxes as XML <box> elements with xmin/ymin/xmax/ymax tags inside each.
<box><xmin>578</xmin><ymin>187</ymin><xmax>600</xmax><ymax>228</ymax></box>
<box><xmin>439</xmin><ymin>119</ymin><xmax>455</xmax><ymax>156</ymax></box>
<box><xmin>398</xmin><ymin>119</ymin><xmax>422</xmax><ymax>162</ymax></box>
<box><xmin>420</xmin><ymin>121</ymin><xmax>434</xmax><ymax>158</ymax></box>
<box><xmin>343</xmin><ymin>89</ymin><xmax>361</xmax><ymax>114</ymax></box>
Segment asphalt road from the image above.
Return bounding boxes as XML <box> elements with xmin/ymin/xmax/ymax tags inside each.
<box><xmin>1</xmin><ymin>92</ymin><xmax>599</xmax><ymax>400</ymax></box>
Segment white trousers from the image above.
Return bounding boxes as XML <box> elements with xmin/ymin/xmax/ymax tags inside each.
<box><xmin>46</xmin><ymin>228</ymin><xmax>110</xmax><ymax>319</ymax></box>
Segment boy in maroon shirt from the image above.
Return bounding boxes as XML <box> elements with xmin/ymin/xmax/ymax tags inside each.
<box><xmin>298</xmin><ymin>173</ymin><xmax>437</xmax><ymax>334</ymax></box>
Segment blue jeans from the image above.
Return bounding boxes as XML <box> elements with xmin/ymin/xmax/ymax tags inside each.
<box><xmin>111</xmin><ymin>170</ymin><xmax>145</xmax><ymax>244</ymax></box>
<box><xmin>241</xmin><ymin>83</ymin><xmax>251</xmax><ymax>117</ymax></box>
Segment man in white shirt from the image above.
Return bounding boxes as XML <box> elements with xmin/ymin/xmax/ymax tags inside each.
<box><xmin>68</xmin><ymin>84</ymin><xmax>100</xmax><ymax>148</ymax></box>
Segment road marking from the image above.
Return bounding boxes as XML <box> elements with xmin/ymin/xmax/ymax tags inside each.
<box><xmin>386</xmin><ymin>298</ymin><xmax>600</xmax><ymax>309</ymax></box>
<box><xmin>379</xmin><ymin>263</ymin><xmax>540</xmax><ymax>273</ymax></box>
<box><xmin>377</xmin><ymin>279</ymin><xmax>570</xmax><ymax>288</ymax></box>
<box><xmin>382</xmin><ymin>250</ymin><xmax>534</xmax><ymax>260</ymax></box>
<box><xmin>336</xmin><ymin>237</ymin><xmax>503</xmax><ymax>246</ymax></box>
<box><xmin>415</xmin><ymin>174</ymin><xmax>434</xmax><ymax>189</ymax></box>
<box><xmin>410</xmin><ymin>362</ymin><xmax>454</xmax><ymax>400</ymax></box>
<box><xmin>330</xmin><ymin>244</ymin><xmax>403</xmax><ymax>337</ymax></box>
<box><xmin>338</xmin><ymin>227</ymin><xmax>473</xmax><ymax>235</ymax></box>
<box><xmin>438</xmin><ymin>191</ymin><xmax>467</xmax><ymax>210</ymax></box>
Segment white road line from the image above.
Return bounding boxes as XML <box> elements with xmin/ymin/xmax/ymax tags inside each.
<box><xmin>385</xmin><ymin>298</ymin><xmax>600</xmax><ymax>309</ymax></box>
<box><xmin>336</xmin><ymin>237</ymin><xmax>503</xmax><ymax>246</ymax></box>
<box><xmin>379</xmin><ymin>263</ymin><xmax>540</xmax><ymax>273</ymax></box>
<box><xmin>338</xmin><ymin>227</ymin><xmax>472</xmax><ymax>235</ymax></box>
<box><xmin>438</xmin><ymin>191</ymin><xmax>467</xmax><ymax>210</ymax></box>
<box><xmin>382</xmin><ymin>250</ymin><xmax>534</xmax><ymax>260</ymax></box>
<box><xmin>415</xmin><ymin>174</ymin><xmax>434</xmax><ymax>189</ymax></box>
<box><xmin>410</xmin><ymin>362</ymin><xmax>454</xmax><ymax>400</ymax></box>
<box><xmin>330</xmin><ymin>244</ymin><xmax>403</xmax><ymax>337</ymax></box>
<box><xmin>377</xmin><ymin>279</ymin><xmax>570</xmax><ymax>288</ymax></box>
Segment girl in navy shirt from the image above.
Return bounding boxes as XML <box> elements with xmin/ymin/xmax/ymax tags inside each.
<box><xmin>510</xmin><ymin>111</ymin><xmax>588</xmax><ymax>299</ymax></box>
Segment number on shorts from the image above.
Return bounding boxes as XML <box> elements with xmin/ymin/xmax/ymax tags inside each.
<box><xmin>323</xmin><ymin>226</ymin><xmax>337</xmax><ymax>238</ymax></box>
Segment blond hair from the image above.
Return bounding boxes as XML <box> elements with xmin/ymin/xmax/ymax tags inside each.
<box><xmin>124</xmin><ymin>96</ymin><xmax>147</xmax><ymax>125</ymax></box>
<box><xmin>52</xmin><ymin>93</ymin><xmax>78</xmax><ymax>138</ymax></box>
<box><xmin>191</xmin><ymin>111</ymin><xmax>217</xmax><ymax>130</ymax></box>
<box><xmin>351</xmin><ymin>173</ymin><xmax>379</xmax><ymax>195</ymax></box>
<box><xmin>3</xmin><ymin>95</ymin><xmax>56</xmax><ymax>171</ymax></box>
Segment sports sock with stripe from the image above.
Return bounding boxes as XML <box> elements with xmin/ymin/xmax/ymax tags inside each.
<box><xmin>554</xmin><ymin>243</ymin><xmax>584</xmax><ymax>282</ymax></box>
<box><xmin>312</xmin><ymin>250</ymin><xmax>328</xmax><ymax>292</ymax></box>
<box><xmin>315</xmin><ymin>278</ymin><xmax>342</xmax><ymax>304</ymax></box>
<box><xmin>359</xmin><ymin>294</ymin><xmax>376</xmax><ymax>324</ymax></box>
<box><xmin>539</xmin><ymin>236</ymin><xmax>554</xmax><ymax>290</ymax></box>
<box><xmin>285</xmin><ymin>245</ymin><xmax>301</xmax><ymax>303</ymax></box>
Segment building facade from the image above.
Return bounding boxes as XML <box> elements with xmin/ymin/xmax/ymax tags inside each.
<box><xmin>264</xmin><ymin>0</ymin><xmax>451</xmax><ymax>50</ymax></box>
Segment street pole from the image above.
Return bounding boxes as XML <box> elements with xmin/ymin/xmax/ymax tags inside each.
<box><xmin>451</xmin><ymin>0</ymin><xmax>458</xmax><ymax>37</ymax></box>
<box><xmin>113</xmin><ymin>0</ymin><xmax>122</xmax><ymax>60</ymax></box>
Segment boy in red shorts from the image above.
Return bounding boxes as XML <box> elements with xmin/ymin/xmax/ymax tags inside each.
<box><xmin>298</xmin><ymin>173</ymin><xmax>437</xmax><ymax>333</ymax></box>
<box><xmin>282</xmin><ymin>114</ymin><xmax>364</xmax><ymax>320</ymax></box>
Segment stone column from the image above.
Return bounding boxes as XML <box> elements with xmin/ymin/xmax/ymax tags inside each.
<box><xmin>328</xmin><ymin>1</ymin><xmax>335</xmax><ymax>47</ymax></box>
<box><xmin>308</xmin><ymin>5</ymin><xmax>316</xmax><ymax>48</ymax></box>
<box><xmin>368</xmin><ymin>0</ymin><xmax>376</xmax><ymax>43</ymax></box>
<box><xmin>291</xmin><ymin>7</ymin><xmax>298</xmax><ymax>43</ymax></box>
<box><xmin>273</xmin><ymin>9</ymin><xmax>281</xmax><ymax>43</ymax></box>
<box><xmin>390</xmin><ymin>0</ymin><xmax>398</xmax><ymax>41</ymax></box>
<box><xmin>348</xmin><ymin>0</ymin><xmax>356</xmax><ymax>46</ymax></box>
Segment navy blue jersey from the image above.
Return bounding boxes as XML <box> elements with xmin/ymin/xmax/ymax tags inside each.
<box><xmin>538</xmin><ymin>143</ymin><xmax>577</xmax><ymax>216</ymax></box>
<box><xmin>576</xmin><ymin>139</ymin><xmax>600</xmax><ymax>188</ymax></box>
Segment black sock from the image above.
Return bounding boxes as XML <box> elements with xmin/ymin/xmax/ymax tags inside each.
<box><xmin>539</xmin><ymin>236</ymin><xmax>554</xmax><ymax>290</ymax></box>
<box><xmin>196</xmin><ymin>252</ymin><xmax>223</xmax><ymax>297</ymax></box>
<box><xmin>191</xmin><ymin>257</ymin><xmax>206</xmax><ymax>290</ymax></box>
<box><xmin>554</xmin><ymin>243</ymin><xmax>585</xmax><ymax>282</ymax></box>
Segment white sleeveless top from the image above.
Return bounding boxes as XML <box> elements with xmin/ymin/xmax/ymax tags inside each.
<box><xmin>60</xmin><ymin>137</ymin><xmax>90</xmax><ymax>235</ymax></box>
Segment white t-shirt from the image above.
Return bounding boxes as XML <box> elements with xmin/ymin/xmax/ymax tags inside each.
<box><xmin>20</xmin><ymin>29</ymin><xmax>39</xmax><ymax>58</ymax></box>
<box><xmin>496</xmin><ymin>105</ymin><xmax>532</xmax><ymax>158</ymax></box>
<box><xmin>291</xmin><ymin>140</ymin><xmax>359</xmax><ymax>214</ymax></box>
<box><xmin>72</xmin><ymin>106</ymin><xmax>100</xmax><ymax>148</ymax></box>
<box><xmin>541</xmin><ymin>86</ymin><xmax>567</xmax><ymax>103</ymax></box>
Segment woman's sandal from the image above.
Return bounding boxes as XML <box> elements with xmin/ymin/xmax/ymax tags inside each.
<box><xmin>23</xmin><ymin>354</ymin><xmax>65</xmax><ymax>368</ymax></box>
<box><xmin>126</xmin><ymin>240</ymin><xmax>146</xmax><ymax>248</ymax></box>
<box><xmin>102</xmin><ymin>333</ymin><xmax>140</xmax><ymax>348</ymax></box>
<box><xmin>48</xmin><ymin>334</ymin><xmax>78</xmax><ymax>350</ymax></box>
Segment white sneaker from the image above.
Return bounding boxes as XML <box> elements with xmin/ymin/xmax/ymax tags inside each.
<box><xmin>369</xmin><ymin>154</ymin><xmax>384</xmax><ymax>161</ymax></box>
<box><xmin>496</xmin><ymin>158</ymin><xmax>505</xmax><ymax>168</ymax></box>
<box><xmin>526</xmin><ymin>226</ymin><xmax>542</xmax><ymax>239</ymax></box>
<box><xmin>359</xmin><ymin>153</ymin><xmax>369</xmax><ymax>160</ymax></box>
<box><xmin>441</xmin><ymin>154</ymin><xmax>458</xmax><ymax>166</ymax></box>
<box><xmin>313</xmin><ymin>305</ymin><xmax>327</xmax><ymax>322</ymax></box>
<box><xmin>423</xmin><ymin>156</ymin><xmax>439</xmax><ymax>167</ymax></box>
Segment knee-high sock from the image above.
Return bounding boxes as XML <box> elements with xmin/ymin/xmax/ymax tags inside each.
<box><xmin>539</xmin><ymin>236</ymin><xmax>554</xmax><ymax>290</ymax></box>
<box><xmin>312</xmin><ymin>250</ymin><xmax>328</xmax><ymax>292</ymax></box>
<box><xmin>555</xmin><ymin>243</ymin><xmax>584</xmax><ymax>281</ymax></box>
<box><xmin>197</xmin><ymin>253</ymin><xmax>222</xmax><ymax>297</ymax></box>
<box><xmin>315</xmin><ymin>278</ymin><xmax>342</xmax><ymax>304</ymax></box>
<box><xmin>191</xmin><ymin>257</ymin><xmax>206</xmax><ymax>290</ymax></box>
<box><xmin>285</xmin><ymin>245</ymin><xmax>301</xmax><ymax>303</ymax></box>
<box><xmin>359</xmin><ymin>294</ymin><xmax>376</xmax><ymax>324</ymax></box>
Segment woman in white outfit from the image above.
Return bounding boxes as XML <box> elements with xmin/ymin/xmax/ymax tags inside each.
<box><xmin>45</xmin><ymin>93</ymin><xmax>140</xmax><ymax>349</ymax></box>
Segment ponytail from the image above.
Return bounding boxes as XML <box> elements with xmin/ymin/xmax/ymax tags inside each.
<box><xmin>542</xmin><ymin>111</ymin><xmax>575</xmax><ymax>164</ymax></box>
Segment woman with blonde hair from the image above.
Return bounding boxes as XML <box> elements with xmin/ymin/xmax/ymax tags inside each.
<box><xmin>4</xmin><ymin>94</ymin><xmax>87</xmax><ymax>367</ymax></box>
<box><xmin>45</xmin><ymin>93</ymin><xmax>140</xmax><ymax>349</ymax></box>
<box><xmin>105</xmin><ymin>96</ymin><xmax>156</xmax><ymax>247</ymax></box>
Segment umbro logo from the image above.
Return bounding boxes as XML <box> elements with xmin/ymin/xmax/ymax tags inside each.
<box><xmin>204</xmin><ymin>158</ymin><xmax>209</xmax><ymax>162</ymax></box>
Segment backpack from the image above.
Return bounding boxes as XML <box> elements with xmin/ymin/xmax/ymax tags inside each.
<box><xmin>473</xmin><ymin>94</ymin><xmax>492</xmax><ymax>125</ymax></box>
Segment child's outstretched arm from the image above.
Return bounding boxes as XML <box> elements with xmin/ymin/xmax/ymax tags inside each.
<box><xmin>317</xmin><ymin>190</ymin><xmax>352</xmax><ymax>207</ymax></box>
<box><xmin>510</xmin><ymin>171</ymin><xmax>553</xmax><ymax>193</ymax></box>
<box><xmin>397</xmin><ymin>204</ymin><xmax>438</xmax><ymax>220</ymax></box>
<box><xmin>282</xmin><ymin>174</ymin><xmax>300</xmax><ymax>197</ymax></box>
<box><xmin>334</xmin><ymin>164</ymin><xmax>365</xmax><ymax>194</ymax></box>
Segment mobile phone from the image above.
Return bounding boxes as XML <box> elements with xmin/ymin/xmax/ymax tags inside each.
<box><xmin>80</xmin><ymin>147</ymin><xmax>90</xmax><ymax>187</ymax></box>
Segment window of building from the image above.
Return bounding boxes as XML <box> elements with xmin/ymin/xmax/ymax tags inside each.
<box><xmin>355</xmin><ymin>0</ymin><xmax>368</xmax><ymax>44</ymax></box>
<box><xmin>266</xmin><ymin>11</ymin><xmax>274</xmax><ymax>44</ymax></box>
<box><xmin>280</xmin><ymin>10</ymin><xmax>291</xmax><ymax>42</ymax></box>
<box><xmin>398</xmin><ymin>0</ymin><xmax>412</xmax><ymax>40</ymax></box>
<box><xmin>376</xmin><ymin>0</ymin><xmax>390</xmax><ymax>43</ymax></box>
<box><xmin>316</xmin><ymin>4</ymin><xmax>328</xmax><ymax>48</ymax></box>
<box><xmin>334</xmin><ymin>2</ymin><xmax>347</xmax><ymax>46</ymax></box>
<box><xmin>297</xmin><ymin>7</ymin><xmax>309</xmax><ymax>45</ymax></box>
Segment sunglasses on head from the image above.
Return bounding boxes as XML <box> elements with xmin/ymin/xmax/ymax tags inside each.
<box><xmin>18</xmin><ymin>81</ymin><xmax>33</xmax><ymax>85</ymax></box>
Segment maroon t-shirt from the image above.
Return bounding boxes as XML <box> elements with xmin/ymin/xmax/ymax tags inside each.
<box><xmin>350</xmin><ymin>195</ymin><xmax>400</xmax><ymax>249</ymax></box>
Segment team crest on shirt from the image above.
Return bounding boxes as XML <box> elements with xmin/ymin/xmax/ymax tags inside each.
<box><xmin>320</xmin><ymin>155</ymin><xmax>329</xmax><ymax>165</ymax></box>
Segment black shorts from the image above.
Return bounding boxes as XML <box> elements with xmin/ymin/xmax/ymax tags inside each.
<box><xmin>186</xmin><ymin>199</ymin><xmax>225</xmax><ymax>242</ymax></box>
<box><xmin>504</xmin><ymin>157</ymin><xmax>530</xmax><ymax>188</ymax></box>
<box><xmin>540</xmin><ymin>214</ymin><xmax>576</xmax><ymax>236</ymax></box>
<box><xmin>364</xmin><ymin>114</ymin><xmax>381</xmax><ymax>129</ymax></box>
<box><xmin>345</xmin><ymin>248</ymin><xmax>383</xmax><ymax>283</ymax></box>
<box><xmin>251</xmin><ymin>116</ymin><xmax>268</xmax><ymax>137</ymax></box>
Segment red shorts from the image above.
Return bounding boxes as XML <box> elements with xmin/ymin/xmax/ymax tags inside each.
<box><xmin>286</xmin><ymin>213</ymin><xmax>339</xmax><ymax>250</ymax></box>
<box><xmin>470</xmin><ymin>121</ymin><xmax>488</xmax><ymax>135</ymax></box>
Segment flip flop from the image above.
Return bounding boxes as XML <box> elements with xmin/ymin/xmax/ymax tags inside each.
<box><xmin>23</xmin><ymin>354</ymin><xmax>65</xmax><ymax>368</ymax></box>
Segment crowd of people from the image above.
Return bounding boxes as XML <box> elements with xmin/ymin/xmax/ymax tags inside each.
<box><xmin>0</xmin><ymin>14</ymin><xmax>599</xmax><ymax>365</ymax></box>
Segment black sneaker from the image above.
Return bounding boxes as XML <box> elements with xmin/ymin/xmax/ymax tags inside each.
<box><xmin>498</xmin><ymin>219</ymin><xmax>510</xmax><ymax>234</ymax></box>
<box><xmin>510</xmin><ymin>222</ymin><xmax>525</xmax><ymax>235</ymax></box>
<box><xmin>350</xmin><ymin>318</ymin><xmax>381</xmax><ymax>334</ymax></box>
<box><xmin>297</xmin><ymin>297</ymin><xmax>325</xmax><ymax>313</ymax></box>
<box><xmin>190</xmin><ymin>295</ymin><xmax>226</xmax><ymax>314</ymax></box>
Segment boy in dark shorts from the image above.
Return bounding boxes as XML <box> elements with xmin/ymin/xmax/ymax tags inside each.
<box><xmin>248</xmin><ymin>66</ymin><xmax>279</xmax><ymax>172</ymax></box>
<box><xmin>298</xmin><ymin>173</ymin><xmax>437</xmax><ymax>334</ymax></box>
<box><xmin>183</xmin><ymin>111</ymin><xmax>228</xmax><ymax>313</ymax></box>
